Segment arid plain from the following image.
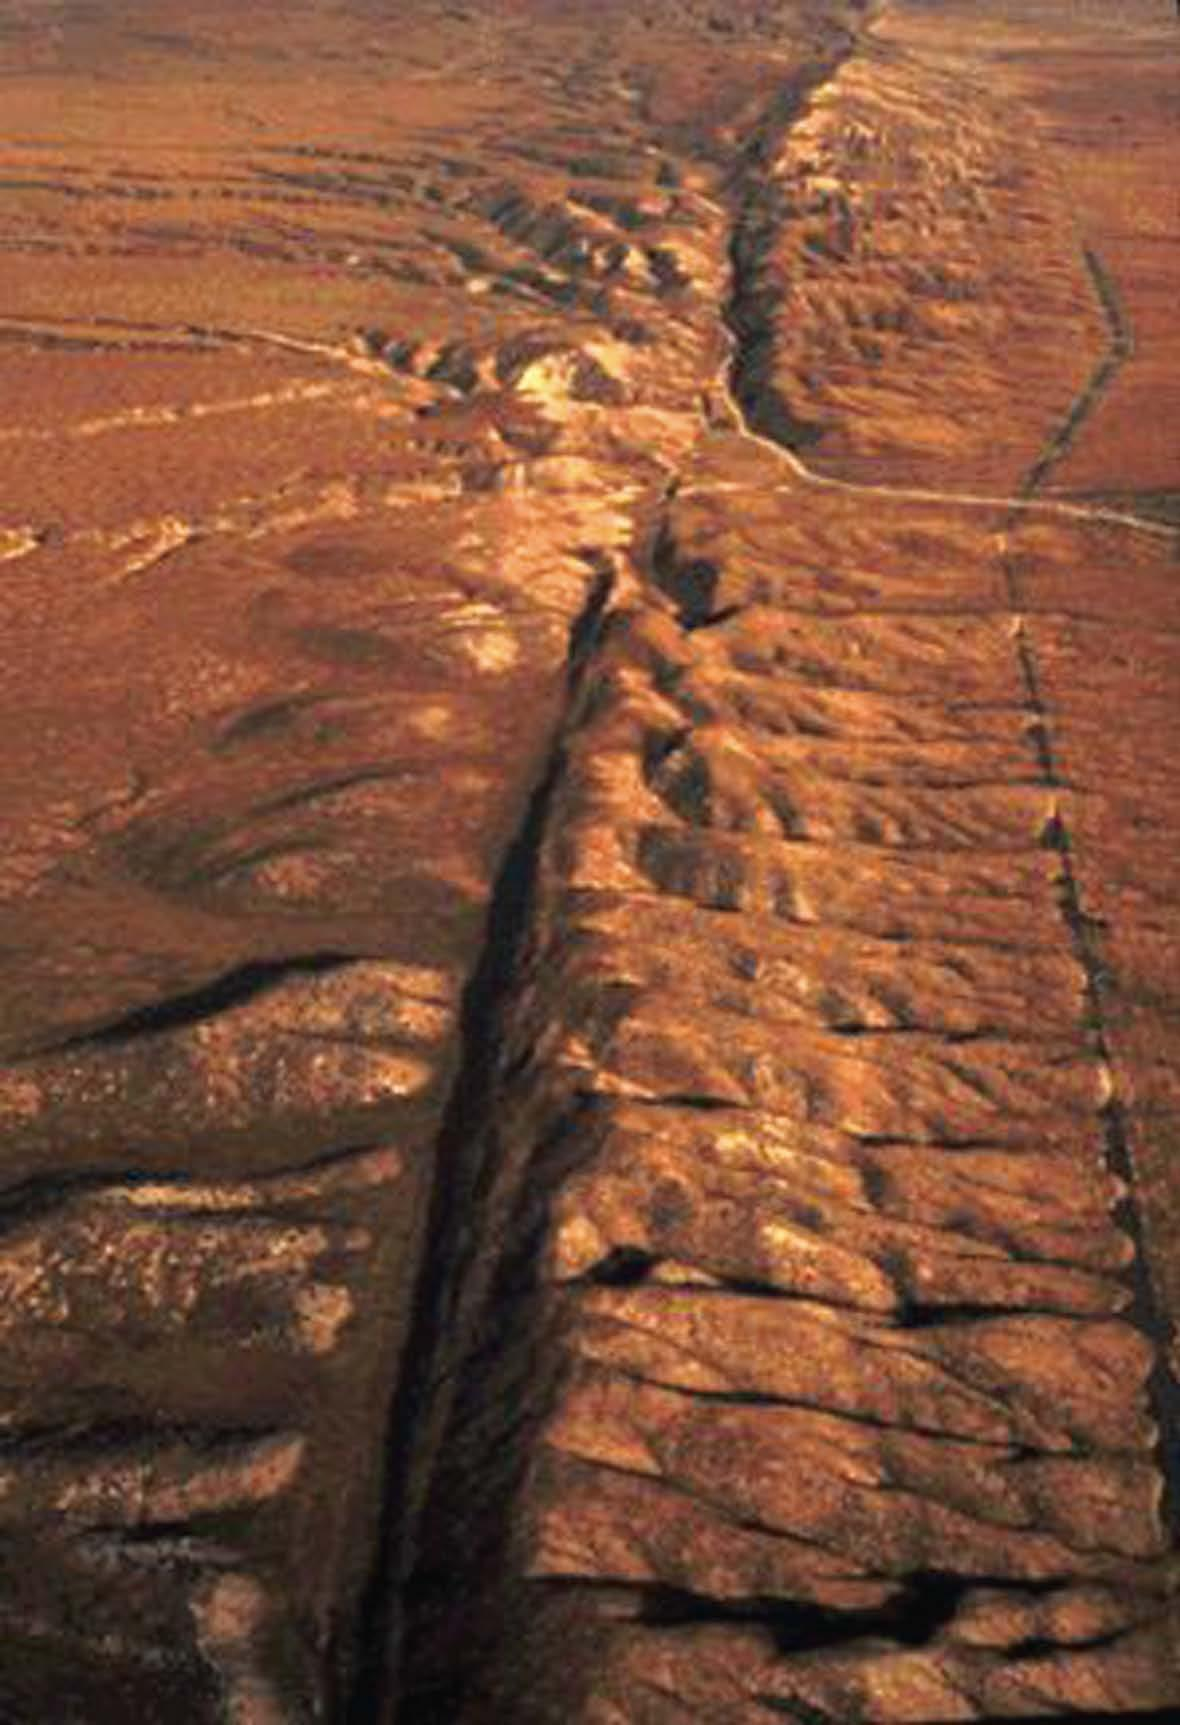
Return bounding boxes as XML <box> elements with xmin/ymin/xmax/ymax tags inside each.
<box><xmin>0</xmin><ymin>1</ymin><xmax>1178</xmax><ymax>1720</ymax></box>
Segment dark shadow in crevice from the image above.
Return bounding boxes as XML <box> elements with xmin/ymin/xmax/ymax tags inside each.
<box><xmin>43</xmin><ymin>954</ymin><xmax>354</xmax><ymax>1053</ymax></box>
<box><xmin>650</xmin><ymin>518</ymin><xmax>721</xmax><ymax>628</ymax></box>
<box><xmin>344</xmin><ymin>562</ymin><xmax>618</xmax><ymax>1725</ymax></box>
<box><xmin>633</xmin><ymin>1570</ymin><xmax>1097</xmax><ymax>1656</ymax></box>
<box><xmin>584</xmin><ymin>1245</ymin><xmax>657</xmax><ymax>1286</ymax></box>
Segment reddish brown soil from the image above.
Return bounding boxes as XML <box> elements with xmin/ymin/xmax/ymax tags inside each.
<box><xmin>0</xmin><ymin>2</ymin><xmax>1176</xmax><ymax>1721</ymax></box>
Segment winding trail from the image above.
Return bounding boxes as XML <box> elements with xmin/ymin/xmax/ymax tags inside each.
<box><xmin>708</xmin><ymin>312</ymin><xmax>1172</xmax><ymax>538</ymax></box>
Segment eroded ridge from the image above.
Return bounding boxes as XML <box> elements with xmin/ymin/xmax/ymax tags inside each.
<box><xmin>402</xmin><ymin>449</ymin><xmax>1180</xmax><ymax>1721</ymax></box>
<box><xmin>724</xmin><ymin>35</ymin><xmax>1107</xmax><ymax>491</ymax></box>
<box><xmin>0</xmin><ymin>2</ymin><xmax>864</xmax><ymax>1718</ymax></box>
<box><xmin>399</xmin><ymin>16</ymin><xmax>1180</xmax><ymax>1724</ymax></box>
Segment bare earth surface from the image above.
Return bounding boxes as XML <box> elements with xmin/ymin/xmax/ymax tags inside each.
<box><xmin>0</xmin><ymin>1</ymin><xmax>1177</xmax><ymax>1720</ymax></box>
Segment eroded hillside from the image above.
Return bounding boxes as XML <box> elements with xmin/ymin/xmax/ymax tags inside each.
<box><xmin>0</xmin><ymin>1</ymin><xmax>1177</xmax><ymax>1720</ymax></box>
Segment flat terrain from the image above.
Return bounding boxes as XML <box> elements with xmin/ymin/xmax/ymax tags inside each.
<box><xmin>0</xmin><ymin>2</ymin><xmax>1177</xmax><ymax>1721</ymax></box>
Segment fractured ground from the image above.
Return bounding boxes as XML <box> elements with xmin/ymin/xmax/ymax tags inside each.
<box><xmin>0</xmin><ymin>1</ymin><xmax>1176</xmax><ymax>1721</ymax></box>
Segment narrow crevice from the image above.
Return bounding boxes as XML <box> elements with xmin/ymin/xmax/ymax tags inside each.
<box><xmin>1008</xmin><ymin>1628</ymin><xmax>1127</xmax><ymax>1661</ymax></box>
<box><xmin>644</xmin><ymin>1089</ymin><xmax>741</xmax><ymax>1112</ymax></box>
<box><xmin>997</xmin><ymin>234</ymin><xmax>1180</xmax><ymax>1544</ymax></box>
<box><xmin>1044</xmin><ymin>844</ymin><xmax>1180</xmax><ymax>1522</ymax></box>
<box><xmin>573</xmin><ymin>1261</ymin><xmax>888</xmax><ymax>1317</ymax></box>
<box><xmin>708</xmin><ymin>4</ymin><xmax>1180</xmax><ymax>1585</ymax></box>
<box><xmin>343</xmin><ymin>562</ymin><xmax>617</xmax><ymax>1725</ymax></box>
<box><xmin>720</xmin><ymin>51</ymin><xmax>857</xmax><ymax>458</ymax></box>
<box><xmin>688</xmin><ymin>600</ymin><xmax>747</xmax><ymax>632</ymax></box>
<box><xmin>632</xmin><ymin>1571</ymin><xmax>1071</xmax><ymax>1654</ymax></box>
<box><xmin>585</xmin><ymin>1245</ymin><xmax>659</xmax><ymax>1286</ymax></box>
<box><xmin>41</xmin><ymin>953</ymin><xmax>353</xmax><ymax>1053</ymax></box>
<box><xmin>650</xmin><ymin>517</ymin><xmax>721</xmax><ymax>627</ymax></box>
<box><xmin>345</xmin><ymin>31</ymin><xmax>1180</xmax><ymax>1725</ymax></box>
<box><xmin>0</xmin><ymin>1417</ymin><xmax>284</xmax><ymax>1462</ymax></box>
<box><xmin>579</xmin><ymin>1368</ymin><xmax>1037</xmax><ymax>1450</ymax></box>
<box><xmin>899</xmin><ymin>1299</ymin><xmax>1034</xmax><ymax>1331</ymax></box>
<box><xmin>1019</xmin><ymin>254</ymin><xmax>1130</xmax><ymax>500</ymax></box>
